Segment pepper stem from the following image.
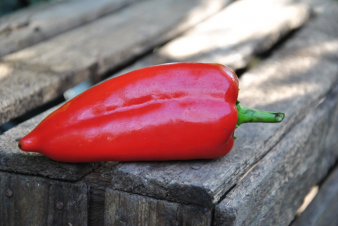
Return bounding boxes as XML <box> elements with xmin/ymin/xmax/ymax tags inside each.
<box><xmin>236</xmin><ymin>101</ymin><xmax>285</xmax><ymax>127</ymax></box>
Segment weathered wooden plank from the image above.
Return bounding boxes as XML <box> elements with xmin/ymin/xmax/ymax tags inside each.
<box><xmin>104</xmin><ymin>189</ymin><xmax>212</xmax><ymax>226</ymax></box>
<box><xmin>291</xmin><ymin>165</ymin><xmax>338</xmax><ymax>226</ymax></box>
<box><xmin>0</xmin><ymin>171</ymin><xmax>88</xmax><ymax>226</ymax></box>
<box><xmin>0</xmin><ymin>0</ymin><xmax>138</xmax><ymax>58</ymax></box>
<box><xmin>113</xmin><ymin>0</ymin><xmax>310</xmax><ymax>78</ymax></box>
<box><xmin>214</xmin><ymin>83</ymin><xmax>338</xmax><ymax>225</ymax></box>
<box><xmin>84</xmin><ymin>4</ymin><xmax>312</xmax><ymax>216</ymax></box>
<box><xmin>0</xmin><ymin>106</ymin><xmax>99</xmax><ymax>181</ymax></box>
<box><xmin>0</xmin><ymin>0</ymin><xmax>232</xmax><ymax>125</ymax></box>
<box><xmin>105</xmin><ymin>0</ymin><xmax>338</xmax><ymax>207</ymax></box>
<box><xmin>1</xmin><ymin>0</ymin><xmax>311</xmax><ymax>191</ymax></box>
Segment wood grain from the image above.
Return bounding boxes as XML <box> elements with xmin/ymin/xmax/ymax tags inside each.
<box><xmin>104</xmin><ymin>189</ymin><xmax>212</xmax><ymax>226</ymax></box>
<box><xmin>0</xmin><ymin>0</ymin><xmax>232</xmax><ymax>125</ymax></box>
<box><xmin>85</xmin><ymin>162</ymin><xmax>119</xmax><ymax>225</ymax></box>
<box><xmin>291</xmin><ymin>165</ymin><xmax>338</xmax><ymax>226</ymax></box>
<box><xmin>0</xmin><ymin>0</ymin><xmax>138</xmax><ymax>58</ymax></box>
<box><xmin>0</xmin><ymin>171</ymin><xmax>88</xmax><ymax>226</ymax></box>
<box><xmin>106</xmin><ymin>0</ymin><xmax>338</xmax><ymax>207</ymax></box>
<box><xmin>214</xmin><ymin>83</ymin><xmax>338</xmax><ymax>226</ymax></box>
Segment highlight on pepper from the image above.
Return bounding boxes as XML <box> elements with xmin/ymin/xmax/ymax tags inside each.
<box><xmin>18</xmin><ymin>63</ymin><xmax>284</xmax><ymax>163</ymax></box>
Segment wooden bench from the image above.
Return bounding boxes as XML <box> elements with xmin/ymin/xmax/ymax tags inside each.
<box><xmin>1</xmin><ymin>0</ymin><xmax>338</xmax><ymax>225</ymax></box>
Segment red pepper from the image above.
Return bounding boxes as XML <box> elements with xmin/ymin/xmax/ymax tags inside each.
<box><xmin>19</xmin><ymin>63</ymin><xmax>284</xmax><ymax>162</ymax></box>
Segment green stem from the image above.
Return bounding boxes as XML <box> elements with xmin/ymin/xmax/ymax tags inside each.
<box><xmin>236</xmin><ymin>102</ymin><xmax>285</xmax><ymax>127</ymax></box>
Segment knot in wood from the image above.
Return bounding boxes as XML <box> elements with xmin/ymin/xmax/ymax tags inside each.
<box><xmin>5</xmin><ymin>188</ymin><xmax>13</xmax><ymax>197</ymax></box>
<box><xmin>56</xmin><ymin>201</ymin><xmax>64</xmax><ymax>210</ymax></box>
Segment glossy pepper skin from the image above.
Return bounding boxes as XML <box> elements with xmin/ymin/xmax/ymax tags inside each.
<box><xmin>19</xmin><ymin>63</ymin><xmax>284</xmax><ymax>163</ymax></box>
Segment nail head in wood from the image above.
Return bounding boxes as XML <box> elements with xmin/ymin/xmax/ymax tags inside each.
<box><xmin>5</xmin><ymin>188</ymin><xmax>13</xmax><ymax>197</ymax></box>
<box><xmin>56</xmin><ymin>201</ymin><xmax>64</xmax><ymax>210</ymax></box>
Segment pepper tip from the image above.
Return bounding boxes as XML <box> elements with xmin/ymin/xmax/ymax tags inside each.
<box><xmin>17</xmin><ymin>135</ymin><xmax>39</xmax><ymax>152</ymax></box>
